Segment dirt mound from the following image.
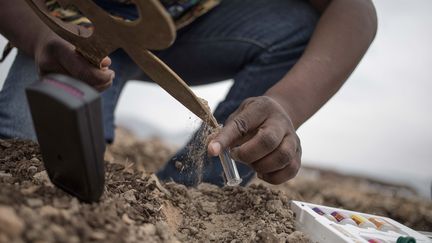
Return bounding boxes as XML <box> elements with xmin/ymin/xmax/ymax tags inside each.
<box><xmin>164</xmin><ymin>183</ymin><xmax>308</xmax><ymax>242</ymax></box>
<box><xmin>0</xmin><ymin>139</ymin><xmax>170</xmax><ymax>242</ymax></box>
<box><xmin>105</xmin><ymin>129</ymin><xmax>176</xmax><ymax>173</ymax></box>
<box><xmin>1</xmin><ymin>130</ymin><xmax>431</xmax><ymax>243</ymax></box>
<box><xmin>0</xmin><ymin>139</ymin><xmax>309</xmax><ymax>243</ymax></box>
<box><xmin>107</xmin><ymin>129</ymin><xmax>432</xmax><ymax>231</ymax></box>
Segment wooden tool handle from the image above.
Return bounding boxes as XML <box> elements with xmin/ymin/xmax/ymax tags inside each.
<box><xmin>24</xmin><ymin>0</ymin><xmax>176</xmax><ymax>66</ymax></box>
<box><xmin>24</xmin><ymin>0</ymin><xmax>115</xmax><ymax>66</ymax></box>
<box><xmin>25</xmin><ymin>0</ymin><xmax>218</xmax><ymax>128</ymax></box>
<box><xmin>126</xmin><ymin>48</ymin><xmax>219</xmax><ymax>128</ymax></box>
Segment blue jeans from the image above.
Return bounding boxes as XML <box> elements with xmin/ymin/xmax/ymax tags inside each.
<box><xmin>0</xmin><ymin>0</ymin><xmax>318</xmax><ymax>186</ymax></box>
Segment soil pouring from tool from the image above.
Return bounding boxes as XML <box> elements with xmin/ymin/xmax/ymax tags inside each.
<box><xmin>26</xmin><ymin>74</ymin><xmax>105</xmax><ymax>203</ymax></box>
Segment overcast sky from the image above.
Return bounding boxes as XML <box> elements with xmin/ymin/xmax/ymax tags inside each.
<box><xmin>0</xmin><ymin>0</ymin><xmax>431</xmax><ymax>197</ymax></box>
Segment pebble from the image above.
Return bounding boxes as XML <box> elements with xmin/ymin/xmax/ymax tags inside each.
<box><xmin>33</xmin><ymin>171</ymin><xmax>51</xmax><ymax>186</ymax></box>
<box><xmin>122</xmin><ymin>213</ymin><xmax>135</xmax><ymax>225</ymax></box>
<box><xmin>141</xmin><ymin>224</ymin><xmax>156</xmax><ymax>235</ymax></box>
<box><xmin>69</xmin><ymin>198</ymin><xmax>80</xmax><ymax>212</ymax></box>
<box><xmin>0</xmin><ymin>139</ymin><xmax>12</xmax><ymax>148</ymax></box>
<box><xmin>122</xmin><ymin>189</ymin><xmax>137</xmax><ymax>202</ymax></box>
<box><xmin>189</xmin><ymin>226</ymin><xmax>199</xmax><ymax>235</ymax></box>
<box><xmin>49</xmin><ymin>224</ymin><xmax>67</xmax><ymax>238</ymax></box>
<box><xmin>30</xmin><ymin>157</ymin><xmax>40</xmax><ymax>163</ymax></box>
<box><xmin>208</xmin><ymin>233</ymin><xmax>217</xmax><ymax>241</ymax></box>
<box><xmin>0</xmin><ymin>206</ymin><xmax>24</xmax><ymax>237</ymax></box>
<box><xmin>257</xmin><ymin>231</ymin><xmax>279</xmax><ymax>243</ymax></box>
<box><xmin>20</xmin><ymin>185</ymin><xmax>39</xmax><ymax>195</ymax></box>
<box><xmin>175</xmin><ymin>161</ymin><xmax>183</xmax><ymax>170</ymax></box>
<box><xmin>286</xmin><ymin>231</ymin><xmax>309</xmax><ymax>243</ymax></box>
<box><xmin>266</xmin><ymin>200</ymin><xmax>283</xmax><ymax>213</ymax></box>
<box><xmin>40</xmin><ymin>205</ymin><xmax>60</xmax><ymax>217</ymax></box>
<box><xmin>148</xmin><ymin>174</ymin><xmax>171</xmax><ymax>196</ymax></box>
<box><xmin>143</xmin><ymin>202</ymin><xmax>155</xmax><ymax>211</ymax></box>
<box><xmin>0</xmin><ymin>171</ymin><xmax>13</xmax><ymax>183</ymax></box>
<box><xmin>155</xmin><ymin>221</ymin><xmax>172</xmax><ymax>240</ymax></box>
<box><xmin>199</xmin><ymin>201</ymin><xmax>218</xmax><ymax>214</ymax></box>
<box><xmin>90</xmin><ymin>231</ymin><xmax>106</xmax><ymax>240</ymax></box>
<box><xmin>26</xmin><ymin>198</ymin><xmax>44</xmax><ymax>208</ymax></box>
<box><xmin>253</xmin><ymin>196</ymin><xmax>262</xmax><ymax>205</ymax></box>
<box><xmin>27</xmin><ymin>166</ymin><xmax>38</xmax><ymax>175</ymax></box>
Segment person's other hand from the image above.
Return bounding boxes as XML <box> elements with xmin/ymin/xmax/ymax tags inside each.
<box><xmin>208</xmin><ymin>96</ymin><xmax>302</xmax><ymax>184</ymax></box>
<box><xmin>34</xmin><ymin>33</ymin><xmax>114</xmax><ymax>91</ymax></box>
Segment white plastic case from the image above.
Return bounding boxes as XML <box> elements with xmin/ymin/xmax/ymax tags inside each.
<box><xmin>290</xmin><ymin>201</ymin><xmax>432</xmax><ymax>243</ymax></box>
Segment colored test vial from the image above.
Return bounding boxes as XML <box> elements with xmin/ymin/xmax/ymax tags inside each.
<box><xmin>330</xmin><ymin>211</ymin><xmax>357</xmax><ymax>226</ymax></box>
<box><xmin>366</xmin><ymin>238</ymin><xmax>389</xmax><ymax>243</ymax></box>
<box><xmin>368</xmin><ymin>239</ymin><xmax>384</xmax><ymax>243</ymax></box>
<box><xmin>312</xmin><ymin>207</ymin><xmax>337</xmax><ymax>222</ymax></box>
<box><xmin>351</xmin><ymin>214</ymin><xmax>376</xmax><ymax>228</ymax></box>
<box><xmin>368</xmin><ymin>217</ymin><xmax>395</xmax><ymax>231</ymax></box>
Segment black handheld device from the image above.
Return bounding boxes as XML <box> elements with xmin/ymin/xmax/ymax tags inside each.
<box><xmin>26</xmin><ymin>74</ymin><xmax>105</xmax><ymax>202</ymax></box>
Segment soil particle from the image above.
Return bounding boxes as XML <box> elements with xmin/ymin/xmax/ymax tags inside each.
<box><xmin>141</xmin><ymin>223</ymin><xmax>157</xmax><ymax>235</ymax></box>
<box><xmin>27</xmin><ymin>165</ymin><xmax>38</xmax><ymax>174</ymax></box>
<box><xmin>286</xmin><ymin>231</ymin><xmax>310</xmax><ymax>243</ymax></box>
<box><xmin>0</xmin><ymin>139</ymin><xmax>12</xmax><ymax>148</ymax></box>
<box><xmin>174</xmin><ymin>161</ymin><xmax>183</xmax><ymax>170</ymax></box>
<box><xmin>33</xmin><ymin>170</ymin><xmax>51</xmax><ymax>186</ymax></box>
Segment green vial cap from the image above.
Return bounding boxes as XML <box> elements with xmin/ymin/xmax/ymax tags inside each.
<box><xmin>396</xmin><ymin>236</ymin><xmax>416</xmax><ymax>243</ymax></box>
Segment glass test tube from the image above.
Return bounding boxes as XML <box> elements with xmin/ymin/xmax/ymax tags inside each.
<box><xmin>219</xmin><ymin>149</ymin><xmax>242</xmax><ymax>186</ymax></box>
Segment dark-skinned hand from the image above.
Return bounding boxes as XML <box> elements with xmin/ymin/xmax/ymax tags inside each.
<box><xmin>208</xmin><ymin>96</ymin><xmax>302</xmax><ymax>184</ymax></box>
<box><xmin>34</xmin><ymin>32</ymin><xmax>114</xmax><ymax>91</ymax></box>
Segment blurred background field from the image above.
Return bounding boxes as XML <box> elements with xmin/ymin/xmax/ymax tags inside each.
<box><xmin>1</xmin><ymin>0</ymin><xmax>431</xmax><ymax>197</ymax></box>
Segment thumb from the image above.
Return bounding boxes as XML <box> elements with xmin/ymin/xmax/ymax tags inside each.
<box><xmin>208</xmin><ymin>141</ymin><xmax>222</xmax><ymax>157</ymax></box>
<box><xmin>207</xmin><ymin>99</ymin><xmax>266</xmax><ymax>156</ymax></box>
<box><xmin>207</xmin><ymin>116</ymin><xmax>253</xmax><ymax>156</ymax></box>
<box><xmin>208</xmin><ymin>123</ymin><xmax>240</xmax><ymax>156</ymax></box>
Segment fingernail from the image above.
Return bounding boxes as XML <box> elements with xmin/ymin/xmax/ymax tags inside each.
<box><xmin>100</xmin><ymin>57</ymin><xmax>111</xmax><ymax>69</ymax></box>
<box><xmin>208</xmin><ymin>142</ymin><xmax>221</xmax><ymax>156</ymax></box>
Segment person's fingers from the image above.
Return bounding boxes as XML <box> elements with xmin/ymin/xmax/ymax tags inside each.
<box><xmin>36</xmin><ymin>41</ymin><xmax>69</xmax><ymax>76</ymax></box>
<box><xmin>53</xmin><ymin>43</ymin><xmax>114</xmax><ymax>90</ymax></box>
<box><xmin>208</xmin><ymin>99</ymin><xmax>267</xmax><ymax>156</ymax></box>
<box><xmin>100</xmin><ymin>56</ymin><xmax>112</xmax><ymax>70</ymax></box>
<box><xmin>259</xmin><ymin>156</ymin><xmax>301</xmax><ymax>185</ymax></box>
<box><xmin>249</xmin><ymin>135</ymin><xmax>298</xmax><ymax>174</ymax></box>
<box><xmin>93</xmin><ymin>78</ymin><xmax>115</xmax><ymax>91</ymax></box>
<box><xmin>230</xmin><ymin>121</ymin><xmax>285</xmax><ymax>164</ymax></box>
<box><xmin>38</xmin><ymin>62</ymin><xmax>68</xmax><ymax>77</ymax></box>
<box><xmin>62</xmin><ymin>54</ymin><xmax>114</xmax><ymax>90</ymax></box>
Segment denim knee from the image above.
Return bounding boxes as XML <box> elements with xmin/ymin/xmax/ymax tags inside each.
<box><xmin>0</xmin><ymin>52</ymin><xmax>38</xmax><ymax>140</ymax></box>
